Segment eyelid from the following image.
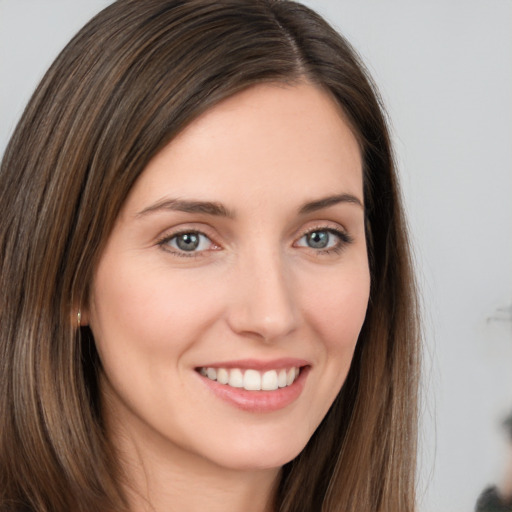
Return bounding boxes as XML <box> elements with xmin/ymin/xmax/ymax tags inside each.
<box><xmin>293</xmin><ymin>224</ymin><xmax>353</xmax><ymax>254</ymax></box>
<box><xmin>156</xmin><ymin>225</ymin><xmax>222</xmax><ymax>257</ymax></box>
<box><xmin>154</xmin><ymin>221</ymin><xmax>353</xmax><ymax>258</ymax></box>
<box><xmin>295</xmin><ymin>220</ymin><xmax>352</xmax><ymax>240</ymax></box>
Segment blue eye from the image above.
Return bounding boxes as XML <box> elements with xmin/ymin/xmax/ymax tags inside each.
<box><xmin>161</xmin><ymin>231</ymin><xmax>213</xmax><ymax>253</ymax></box>
<box><xmin>296</xmin><ymin>228</ymin><xmax>348</xmax><ymax>252</ymax></box>
<box><xmin>305</xmin><ymin>230</ymin><xmax>332</xmax><ymax>249</ymax></box>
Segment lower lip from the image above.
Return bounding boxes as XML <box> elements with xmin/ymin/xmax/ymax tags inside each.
<box><xmin>198</xmin><ymin>367</ymin><xmax>310</xmax><ymax>413</ymax></box>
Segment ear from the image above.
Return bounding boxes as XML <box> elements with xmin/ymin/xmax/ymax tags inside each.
<box><xmin>73</xmin><ymin>305</ymin><xmax>90</xmax><ymax>327</ymax></box>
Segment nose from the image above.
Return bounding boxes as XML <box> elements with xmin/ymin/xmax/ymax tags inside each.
<box><xmin>226</xmin><ymin>247</ymin><xmax>299</xmax><ymax>343</ymax></box>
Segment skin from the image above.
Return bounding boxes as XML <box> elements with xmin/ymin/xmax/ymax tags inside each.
<box><xmin>85</xmin><ymin>82</ymin><xmax>370</xmax><ymax>512</ymax></box>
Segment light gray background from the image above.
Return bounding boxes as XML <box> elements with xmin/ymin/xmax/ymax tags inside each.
<box><xmin>1</xmin><ymin>1</ymin><xmax>511</xmax><ymax>511</ymax></box>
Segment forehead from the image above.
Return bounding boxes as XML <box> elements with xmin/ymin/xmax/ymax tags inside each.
<box><xmin>123</xmin><ymin>82</ymin><xmax>363</xmax><ymax>214</ymax></box>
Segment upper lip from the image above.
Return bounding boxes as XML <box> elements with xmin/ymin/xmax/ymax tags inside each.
<box><xmin>195</xmin><ymin>358</ymin><xmax>310</xmax><ymax>371</ymax></box>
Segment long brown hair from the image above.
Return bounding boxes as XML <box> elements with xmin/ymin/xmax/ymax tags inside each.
<box><xmin>0</xmin><ymin>1</ymin><xmax>420</xmax><ymax>510</ymax></box>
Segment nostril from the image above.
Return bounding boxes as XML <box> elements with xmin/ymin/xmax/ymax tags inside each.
<box><xmin>224</xmin><ymin>259</ymin><xmax>299</xmax><ymax>342</ymax></box>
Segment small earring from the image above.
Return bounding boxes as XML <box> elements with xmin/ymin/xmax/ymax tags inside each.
<box><xmin>77</xmin><ymin>310</ymin><xmax>82</xmax><ymax>327</ymax></box>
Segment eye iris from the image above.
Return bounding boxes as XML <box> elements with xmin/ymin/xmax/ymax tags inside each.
<box><xmin>307</xmin><ymin>231</ymin><xmax>329</xmax><ymax>249</ymax></box>
<box><xmin>176</xmin><ymin>233</ymin><xmax>200</xmax><ymax>251</ymax></box>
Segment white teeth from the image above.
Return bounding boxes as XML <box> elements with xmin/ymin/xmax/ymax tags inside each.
<box><xmin>228</xmin><ymin>368</ymin><xmax>244</xmax><ymax>388</ymax></box>
<box><xmin>199</xmin><ymin>366</ymin><xmax>301</xmax><ymax>391</ymax></box>
<box><xmin>261</xmin><ymin>370</ymin><xmax>278</xmax><ymax>391</ymax></box>
<box><xmin>244</xmin><ymin>369</ymin><xmax>261</xmax><ymax>390</ymax></box>
<box><xmin>217</xmin><ymin>368</ymin><xmax>229</xmax><ymax>385</ymax></box>
<box><xmin>278</xmin><ymin>369</ymin><xmax>287</xmax><ymax>388</ymax></box>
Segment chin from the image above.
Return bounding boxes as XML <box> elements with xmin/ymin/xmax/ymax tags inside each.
<box><xmin>202</xmin><ymin>432</ymin><xmax>309</xmax><ymax>472</ymax></box>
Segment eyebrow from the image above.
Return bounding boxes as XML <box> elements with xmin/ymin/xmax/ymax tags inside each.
<box><xmin>298</xmin><ymin>193</ymin><xmax>363</xmax><ymax>214</ymax></box>
<box><xmin>136</xmin><ymin>193</ymin><xmax>363</xmax><ymax>219</ymax></box>
<box><xmin>136</xmin><ymin>198</ymin><xmax>234</xmax><ymax>218</ymax></box>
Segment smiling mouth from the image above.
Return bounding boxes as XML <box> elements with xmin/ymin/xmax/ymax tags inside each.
<box><xmin>197</xmin><ymin>367</ymin><xmax>301</xmax><ymax>391</ymax></box>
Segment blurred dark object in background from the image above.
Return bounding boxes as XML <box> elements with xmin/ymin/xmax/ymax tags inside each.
<box><xmin>475</xmin><ymin>486</ymin><xmax>512</xmax><ymax>512</ymax></box>
<box><xmin>504</xmin><ymin>413</ymin><xmax>512</xmax><ymax>441</ymax></box>
<box><xmin>475</xmin><ymin>412</ymin><xmax>512</xmax><ymax>512</ymax></box>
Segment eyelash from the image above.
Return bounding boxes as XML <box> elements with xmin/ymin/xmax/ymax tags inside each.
<box><xmin>157</xmin><ymin>229</ymin><xmax>218</xmax><ymax>258</ymax></box>
<box><xmin>295</xmin><ymin>227</ymin><xmax>353</xmax><ymax>255</ymax></box>
<box><xmin>156</xmin><ymin>226</ymin><xmax>353</xmax><ymax>258</ymax></box>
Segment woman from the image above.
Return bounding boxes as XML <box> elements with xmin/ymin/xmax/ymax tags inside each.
<box><xmin>0</xmin><ymin>1</ymin><xmax>420</xmax><ymax>511</ymax></box>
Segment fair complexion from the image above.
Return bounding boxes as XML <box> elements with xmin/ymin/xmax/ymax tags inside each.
<box><xmin>85</xmin><ymin>82</ymin><xmax>370</xmax><ymax>512</ymax></box>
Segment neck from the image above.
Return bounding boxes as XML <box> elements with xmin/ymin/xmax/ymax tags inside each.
<box><xmin>108</xmin><ymin>418</ymin><xmax>280</xmax><ymax>512</ymax></box>
<box><xmin>122</xmin><ymin>446</ymin><xmax>279</xmax><ymax>512</ymax></box>
<box><xmin>125</xmin><ymin>453</ymin><xmax>279</xmax><ymax>512</ymax></box>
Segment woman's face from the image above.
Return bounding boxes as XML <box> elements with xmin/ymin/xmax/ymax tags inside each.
<box><xmin>86</xmin><ymin>83</ymin><xmax>370</xmax><ymax>472</ymax></box>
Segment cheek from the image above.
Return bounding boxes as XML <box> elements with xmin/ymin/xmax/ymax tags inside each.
<box><xmin>309</xmin><ymin>263</ymin><xmax>369</xmax><ymax>320</ymax></box>
<box><xmin>296</xmin><ymin>264</ymin><xmax>370</xmax><ymax>433</ymax></box>
<box><xmin>302</xmin><ymin>263</ymin><xmax>370</xmax><ymax>356</ymax></box>
<box><xmin>89</xmin><ymin>257</ymin><xmax>223</xmax><ymax>361</ymax></box>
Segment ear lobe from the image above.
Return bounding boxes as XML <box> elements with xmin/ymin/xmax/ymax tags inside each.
<box><xmin>74</xmin><ymin>307</ymin><xmax>90</xmax><ymax>327</ymax></box>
